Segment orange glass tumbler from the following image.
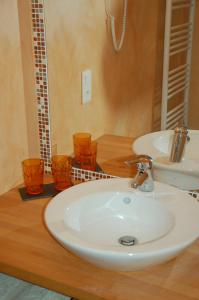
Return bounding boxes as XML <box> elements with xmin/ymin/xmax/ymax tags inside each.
<box><xmin>51</xmin><ymin>155</ymin><xmax>72</xmax><ymax>191</ymax></box>
<box><xmin>22</xmin><ymin>158</ymin><xmax>44</xmax><ymax>195</ymax></box>
<box><xmin>80</xmin><ymin>141</ymin><xmax>97</xmax><ymax>171</ymax></box>
<box><xmin>73</xmin><ymin>132</ymin><xmax>91</xmax><ymax>164</ymax></box>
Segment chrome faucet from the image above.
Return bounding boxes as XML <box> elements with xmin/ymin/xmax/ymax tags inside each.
<box><xmin>125</xmin><ymin>155</ymin><xmax>154</xmax><ymax>192</ymax></box>
<box><xmin>169</xmin><ymin>126</ymin><xmax>190</xmax><ymax>162</ymax></box>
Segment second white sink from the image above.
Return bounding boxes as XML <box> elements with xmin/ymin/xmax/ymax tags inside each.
<box><xmin>133</xmin><ymin>130</ymin><xmax>199</xmax><ymax>190</ymax></box>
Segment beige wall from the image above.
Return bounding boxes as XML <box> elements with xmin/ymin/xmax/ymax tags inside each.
<box><xmin>189</xmin><ymin>1</ymin><xmax>199</xmax><ymax>129</ymax></box>
<box><xmin>17</xmin><ymin>0</ymin><xmax>40</xmax><ymax>157</ymax></box>
<box><xmin>0</xmin><ymin>0</ymin><xmax>29</xmax><ymax>194</ymax></box>
<box><xmin>45</xmin><ymin>0</ymin><xmax>165</xmax><ymax>154</ymax></box>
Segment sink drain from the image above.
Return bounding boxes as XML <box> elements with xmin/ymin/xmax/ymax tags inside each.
<box><xmin>118</xmin><ymin>236</ymin><xmax>138</xmax><ymax>246</ymax></box>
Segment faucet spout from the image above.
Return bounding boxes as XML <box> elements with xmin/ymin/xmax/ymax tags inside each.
<box><xmin>131</xmin><ymin>170</ymin><xmax>148</xmax><ymax>189</ymax></box>
<box><xmin>125</xmin><ymin>155</ymin><xmax>154</xmax><ymax>192</ymax></box>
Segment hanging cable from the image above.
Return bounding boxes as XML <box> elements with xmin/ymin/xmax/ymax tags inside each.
<box><xmin>105</xmin><ymin>0</ymin><xmax>128</xmax><ymax>52</ymax></box>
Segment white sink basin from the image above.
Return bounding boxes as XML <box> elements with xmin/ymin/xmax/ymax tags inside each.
<box><xmin>45</xmin><ymin>178</ymin><xmax>199</xmax><ymax>271</ymax></box>
<box><xmin>133</xmin><ymin>130</ymin><xmax>199</xmax><ymax>190</ymax></box>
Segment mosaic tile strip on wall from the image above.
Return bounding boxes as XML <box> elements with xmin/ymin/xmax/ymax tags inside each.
<box><xmin>71</xmin><ymin>167</ymin><xmax>117</xmax><ymax>182</ymax></box>
<box><xmin>31</xmin><ymin>0</ymin><xmax>51</xmax><ymax>172</ymax></box>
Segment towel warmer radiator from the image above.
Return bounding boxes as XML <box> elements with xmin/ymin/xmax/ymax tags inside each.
<box><xmin>161</xmin><ymin>0</ymin><xmax>195</xmax><ymax>130</ymax></box>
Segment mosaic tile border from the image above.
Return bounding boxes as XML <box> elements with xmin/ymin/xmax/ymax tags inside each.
<box><xmin>70</xmin><ymin>168</ymin><xmax>199</xmax><ymax>200</ymax></box>
<box><xmin>71</xmin><ymin>167</ymin><xmax>117</xmax><ymax>182</ymax></box>
<box><xmin>31</xmin><ymin>0</ymin><xmax>51</xmax><ymax>172</ymax></box>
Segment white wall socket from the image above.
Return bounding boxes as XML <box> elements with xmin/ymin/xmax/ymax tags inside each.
<box><xmin>82</xmin><ymin>69</ymin><xmax>92</xmax><ymax>104</ymax></box>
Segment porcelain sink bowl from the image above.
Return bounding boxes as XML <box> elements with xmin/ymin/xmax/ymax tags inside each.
<box><xmin>133</xmin><ymin>130</ymin><xmax>199</xmax><ymax>190</ymax></box>
<box><xmin>45</xmin><ymin>178</ymin><xmax>199</xmax><ymax>271</ymax></box>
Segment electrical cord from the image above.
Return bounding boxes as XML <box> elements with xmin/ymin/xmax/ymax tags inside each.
<box><xmin>105</xmin><ymin>0</ymin><xmax>128</xmax><ymax>52</ymax></box>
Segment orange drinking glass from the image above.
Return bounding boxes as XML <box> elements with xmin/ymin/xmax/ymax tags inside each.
<box><xmin>80</xmin><ymin>141</ymin><xmax>97</xmax><ymax>171</ymax></box>
<box><xmin>51</xmin><ymin>155</ymin><xmax>72</xmax><ymax>191</ymax></box>
<box><xmin>22</xmin><ymin>158</ymin><xmax>44</xmax><ymax>195</ymax></box>
<box><xmin>73</xmin><ymin>132</ymin><xmax>91</xmax><ymax>164</ymax></box>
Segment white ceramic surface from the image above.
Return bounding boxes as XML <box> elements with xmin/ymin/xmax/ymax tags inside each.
<box><xmin>133</xmin><ymin>130</ymin><xmax>199</xmax><ymax>190</ymax></box>
<box><xmin>45</xmin><ymin>178</ymin><xmax>199</xmax><ymax>271</ymax></box>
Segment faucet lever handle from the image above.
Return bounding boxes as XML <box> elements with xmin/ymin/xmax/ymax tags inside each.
<box><xmin>125</xmin><ymin>155</ymin><xmax>153</xmax><ymax>170</ymax></box>
<box><xmin>136</xmin><ymin>162</ymin><xmax>148</xmax><ymax>172</ymax></box>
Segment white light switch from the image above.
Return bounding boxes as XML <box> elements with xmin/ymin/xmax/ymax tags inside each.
<box><xmin>82</xmin><ymin>69</ymin><xmax>92</xmax><ymax>104</ymax></box>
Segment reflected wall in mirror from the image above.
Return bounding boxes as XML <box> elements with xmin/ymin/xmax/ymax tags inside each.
<box><xmin>45</xmin><ymin>0</ymin><xmax>165</xmax><ymax>154</ymax></box>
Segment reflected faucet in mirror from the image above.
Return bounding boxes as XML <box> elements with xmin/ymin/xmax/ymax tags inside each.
<box><xmin>169</xmin><ymin>126</ymin><xmax>190</xmax><ymax>163</ymax></box>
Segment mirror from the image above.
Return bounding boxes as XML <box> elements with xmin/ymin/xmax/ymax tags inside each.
<box><xmin>44</xmin><ymin>0</ymin><xmax>165</xmax><ymax>154</ymax></box>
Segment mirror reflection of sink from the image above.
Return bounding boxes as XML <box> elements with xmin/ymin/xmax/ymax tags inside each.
<box><xmin>133</xmin><ymin>130</ymin><xmax>199</xmax><ymax>190</ymax></box>
<box><xmin>45</xmin><ymin>178</ymin><xmax>199</xmax><ymax>271</ymax></box>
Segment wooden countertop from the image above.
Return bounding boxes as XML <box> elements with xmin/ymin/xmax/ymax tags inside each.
<box><xmin>1</xmin><ymin>135</ymin><xmax>199</xmax><ymax>300</ymax></box>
